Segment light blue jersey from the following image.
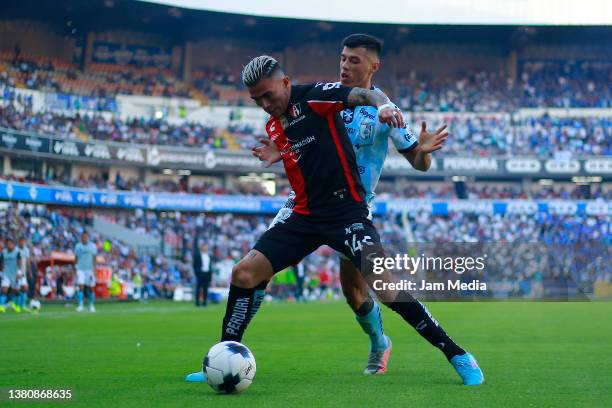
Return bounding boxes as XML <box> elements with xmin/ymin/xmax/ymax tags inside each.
<box><xmin>18</xmin><ymin>245</ymin><xmax>30</xmax><ymax>273</ymax></box>
<box><xmin>75</xmin><ymin>242</ymin><xmax>97</xmax><ymax>272</ymax></box>
<box><xmin>2</xmin><ymin>248</ymin><xmax>21</xmax><ymax>277</ymax></box>
<box><xmin>339</xmin><ymin>99</ymin><xmax>418</xmax><ymax>203</ymax></box>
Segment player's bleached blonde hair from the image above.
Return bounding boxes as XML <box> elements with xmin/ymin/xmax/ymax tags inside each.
<box><xmin>242</xmin><ymin>55</ymin><xmax>283</xmax><ymax>87</ymax></box>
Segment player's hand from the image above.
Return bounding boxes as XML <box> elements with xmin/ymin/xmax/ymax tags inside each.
<box><xmin>252</xmin><ymin>138</ymin><xmax>282</xmax><ymax>168</ymax></box>
<box><xmin>418</xmin><ymin>121</ymin><xmax>449</xmax><ymax>153</ymax></box>
<box><xmin>378</xmin><ymin>105</ymin><xmax>404</xmax><ymax>128</ymax></box>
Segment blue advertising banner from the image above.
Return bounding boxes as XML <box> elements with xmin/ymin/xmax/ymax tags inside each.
<box><xmin>0</xmin><ymin>181</ymin><xmax>609</xmax><ymax>216</ymax></box>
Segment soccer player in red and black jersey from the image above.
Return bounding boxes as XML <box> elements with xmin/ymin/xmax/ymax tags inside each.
<box><xmin>200</xmin><ymin>56</ymin><xmax>483</xmax><ymax>386</ymax></box>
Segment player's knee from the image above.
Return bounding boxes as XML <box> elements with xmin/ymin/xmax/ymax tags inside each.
<box><xmin>231</xmin><ymin>262</ymin><xmax>258</xmax><ymax>288</ymax></box>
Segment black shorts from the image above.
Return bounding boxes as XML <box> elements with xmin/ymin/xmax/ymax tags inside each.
<box><xmin>253</xmin><ymin>210</ymin><xmax>386</xmax><ymax>277</ymax></box>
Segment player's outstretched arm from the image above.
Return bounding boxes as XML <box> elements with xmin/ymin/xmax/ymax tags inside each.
<box><xmin>402</xmin><ymin>122</ymin><xmax>449</xmax><ymax>171</ymax></box>
<box><xmin>347</xmin><ymin>88</ymin><xmax>404</xmax><ymax>128</ymax></box>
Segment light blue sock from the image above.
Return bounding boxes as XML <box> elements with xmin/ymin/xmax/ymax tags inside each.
<box><xmin>355</xmin><ymin>301</ymin><xmax>389</xmax><ymax>352</ymax></box>
<box><xmin>20</xmin><ymin>292</ymin><xmax>27</xmax><ymax>308</ymax></box>
<box><xmin>89</xmin><ymin>290</ymin><xmax>95</xmax><ymax>306</ymax></box>
<box><xmin>0</xmin><ymin>294</ymin><xmax>6</xmax><ymax>305</ymax></box>
<box><xmin>78</xmin><ymin>290</ymin><xmax>84</xmax><ymax>307</ymax></box>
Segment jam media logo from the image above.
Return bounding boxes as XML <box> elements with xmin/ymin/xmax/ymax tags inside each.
<box><xmin>289</xmin><ymin>103</ymin><xmax>301</xmax><ymax>119</ymax></box>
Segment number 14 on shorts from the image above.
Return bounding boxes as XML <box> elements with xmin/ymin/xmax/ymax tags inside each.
<box><xmin>344</xmin><ymin>234</ymin><xmax>373</xmax><ymax>256</ymax></box>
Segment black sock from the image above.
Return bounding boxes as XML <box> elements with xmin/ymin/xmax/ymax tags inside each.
<box><xmin>221</xmin><ymin>284</ymin><xmax>255</xmax><ymax>342</ymax></box>
<box><xmin>384</xmin><ymin>293</ymin><xmax>465</xmax><ymax>360</ymax></box>
<box><xmin>221</xmin><ymin>281</ymin><xmax>269</xmax><ymax>342</ymax></box>
<box><xmin>354</xmin><ymin>296</ymin><xmax>374</xmax><ymax>317</ymax></box>
<box><xmin>246</xmin><ymin>280</ymin><xmax>268</xmax><ymax>325</ymax></box>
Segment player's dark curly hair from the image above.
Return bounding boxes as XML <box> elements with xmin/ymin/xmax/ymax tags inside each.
<box><xmin>342</xmin><ymin>34</ymin><xmax>383</xmax><ymax>56</ymax></box>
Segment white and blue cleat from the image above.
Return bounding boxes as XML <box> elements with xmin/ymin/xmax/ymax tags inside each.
<box><xmin>185</xmin><ymin>371</ymin><xmax>206</xmax><ymax>383</ymax></box>
<box><xmin>450</xmin><ymin>352</ymin><xmax>484</xmax><ymax>385</ymax></box>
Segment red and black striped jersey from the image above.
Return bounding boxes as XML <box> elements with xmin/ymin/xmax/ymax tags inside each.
<box><xmin>266</xmin><ymin>82</ymin><xmax>368</xmax><ymax>217</ymax></box>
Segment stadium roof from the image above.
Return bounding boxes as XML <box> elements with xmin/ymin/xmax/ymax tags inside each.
<box><xmin>3</xmin><ymin>0</ymin><xmax>611</xmax><ymax>50</ymax></box>
<box><xmin>141</xmin><ymin>0</ymin><xmax>612</xmax><ymax>26</ymax></box>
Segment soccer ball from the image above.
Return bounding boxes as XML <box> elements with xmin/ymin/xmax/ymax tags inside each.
<box><xmin>29</xmin><ymin>299</ymin><xmax>41</xmax><ymax>311</ymax></box>
<box><xmin>203</xmin><ymin>341</ymin><xmax>256</xmax><ymax>393</ymax></box>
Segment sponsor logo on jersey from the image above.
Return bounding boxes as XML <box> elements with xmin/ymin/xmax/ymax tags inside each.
<box><xmin>280</xmin><ymin>135</ymin><xmax>316</xmax><ymax>163</ymax></box>
<box><xmin>359</xmin><ymin>107</ymin><xmax>376</xmax><ymax>121</ymax></box>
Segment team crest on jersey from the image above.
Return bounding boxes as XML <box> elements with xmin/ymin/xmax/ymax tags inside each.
<box><xmin>340</xmin><ymin>108</ymin><xmax>354</xmax><ymax>124</ymax></box>
<box><xmin>289</xmin><ymin>103</ymin><xmax>302</xmax><ymax>119</ymax></box>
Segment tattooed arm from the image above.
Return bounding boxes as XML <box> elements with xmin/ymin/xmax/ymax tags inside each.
<box><xmin>347</xmin><ymin>88</ymin><xmax>404</xmax><ymax>128</ymax></box>
<box><xmin>347</xmin><ymin>87</ymin><xmax>390</xmax><ymax>107</ymax></box>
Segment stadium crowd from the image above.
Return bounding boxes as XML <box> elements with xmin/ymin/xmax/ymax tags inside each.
<box><xmin>0</xmin><ymin>205</ymin><xmax>190</xmax><ymax>300</ymax></box>
<box><xmin>0</xmin><ymin>103</ymin><xmax>228</xmax><ymax>147</ymax></box>
<box><xmin>376</xmin><ymin>181</ymin><xmax>611</xmax><ymax>200</ymax></box>
<box><xmin>396</xmin><ymin>62</ymin><xmax>612</xmax><ymax>112</ymax></box>
<box><xmin>1</xmin><ymin>100</ymin><xmax>610</xmax><ymax>156</ymax></box>
<box><xmin>1</xmin><ymin>201</ymin><xmax>609</xmax><ymax>301</ymax></box>
<box><xmin>0</xmin><ymin>54</ymin><xmax>191</xmax><ymax>99</ymax></box>
<box><xmin>5</xmin><ymin>52</ymin><xmax>611</xmax><ymax>109</ymax></box>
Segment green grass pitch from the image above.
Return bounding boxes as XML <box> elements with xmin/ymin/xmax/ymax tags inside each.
<box><xmin>1</xmin><ymin>301</ymin><xmax>610</xmax><ymax>407</ymax></box>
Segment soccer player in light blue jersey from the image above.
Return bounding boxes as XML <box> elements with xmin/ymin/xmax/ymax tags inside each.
<box><xmin>250</xmin><ymin>34</ymin><xmax>483</xmax><ymax>385</ymax></box>
<box><xmin>74</xmin><ymin>231</ymin><xmax>98</xmax><ymax>312</ymax></box>
<box><xmin>17</xmin><ymin>236</ymin><xmax>32</xmax><ymax>312</ymax></box>
<box><xmin>1</xmin><ymin>237</ymin><xmax>24</xmax><ymax>313</ymax></box>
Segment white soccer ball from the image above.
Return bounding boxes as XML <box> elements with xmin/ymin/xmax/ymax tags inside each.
<box><xmin>29</xmin><ymin>299</ymin><xmax>41</xmax><ymax>311</ymax></box>
<box><xmin>204</xmin><ymin>341</ymin><xmax>256</xmax><ymax>393</ymax></box>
